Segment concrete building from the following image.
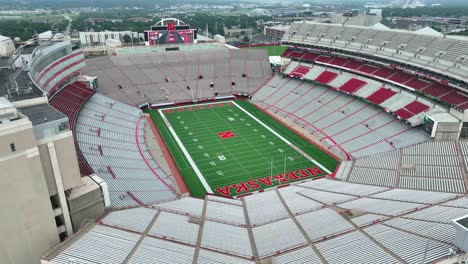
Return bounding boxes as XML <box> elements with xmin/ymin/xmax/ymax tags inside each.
<box><xmin>0</xmin><ymin>96</ymin><xmax>105</xmax><ymax>263</ymax></box>
<box><xmin>264</xmin><ymin>25</ymin><xmax>291</xmax><ymax>41</ymax></box>
<box><xmin>79</xmin><ymin>31</ymin><xmax>142</xmax><ymax>46</ymax></box>
<box><xmin>330</xmin><ymin>13</ymin><xmax>382</xmax><ymax>26</ymax></box>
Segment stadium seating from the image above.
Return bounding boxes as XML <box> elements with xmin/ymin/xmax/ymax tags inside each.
<box><xmin>358</xmin><ymin>64</ymin><xmax>380</xmax><ymax>74</ymax></box>
<box><xmin>253</xmin><ymin>76</ymin><xmax>429</xmax><ymax>158</ymax></box>
<box><xmin>405</xmin><ymin>78</ymin><xmax>432</xmax><ymax>90</ymax></box>
<box><xmin>48</xmin><ymin>178</ymin><xmax>468</xmax><ymax>263</ymax></box>
<box><xmin>288</xmin><ymin>65</ymin><xmax>310</xmax><ymax>78</ymax></box>
<box><xmin>373</xmin><ymin>68</ymin><xmax>397</xmax><ymax>79</ymax></box>
<box><xmin>282</xmin><ymin>48</ymin><xmax>468</xmax><ymax>110</ymax></box>
<box><xmin>341</xmin><ymin>141</ymin><xmax>466</xmax><ymax>193</ymax></box>
<box><xmin>389</xmin><ymin>72</ymin><xmax>414</xmax><ymax>84</ymax></box>
<box><xmin>314</xmin><ymin>71</ymin><xmax>338</xmax><ymax>84</ymax></box>
<box><xmin>75</xmin><ymin>93</ymin><xmax>178</xmax><ymax>207</ymax></box>
<box><xmin>82</xmin><ymin>49</ymin><xmax>272</xmax><ymax>106</ymax></box>
<box><xmin>283</xmin><ymin>22</ymin><xmax>468</xmax><ymax>80</ymax></box>
<box><xmin>328</xmin><ymin>57</ymin><xmax>349</xmax><ymax>66</ymax></box>
<box><xmin>366</xmin><ymin>88</ymin><xmax>397</xmax><ymax>105</ymax></box>
<box><xmin>49</xmin><ymin>82</ymin><xmax>96</xmax><ymax>176</ymax></box>
<box><xmin>394</xmin><ymin>100</ymin><xmax>430</xmax><ymax>119</ymax></box>
<box><xmin>337</xmin><ymin>78</ymin><xmax>367</xmax><ymax>93</ymax></box>
<box><xmin>342</xmin><ymin>60</ymin><xmax>364</xmax><ymax>70</ymax></box>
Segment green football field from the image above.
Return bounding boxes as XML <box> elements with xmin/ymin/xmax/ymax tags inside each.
<box><xmin>147</xmin><ymin>100</ymin><xmax>338</xmax><ymax>197</ymax></box>
<box><xmin>245</xmin><ymin>45</ymin><xmax>287</xmax><ymax>56</ymax></box>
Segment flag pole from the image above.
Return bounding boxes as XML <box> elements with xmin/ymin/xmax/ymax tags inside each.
<box><xmin>284</xmin><ymin>155</ymin><xmax>286</xmax><ymax>176</ymax></box>
<box><xmin>270</xmin><ymin>159</ymin><xmax>273</xmax><ymax>178</ymax></box>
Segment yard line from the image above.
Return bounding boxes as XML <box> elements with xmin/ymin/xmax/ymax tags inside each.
<box><xmin>158</xmin><ymin>109</ymin><xmax>213</xmax><ymax>193</ymax></box>
<box><xmin>232</xmin><ymin>101</ymin><xmax>332</xmax><ymax>174</ymax></box>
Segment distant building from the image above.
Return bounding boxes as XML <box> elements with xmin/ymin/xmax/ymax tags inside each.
<box><xmin>79</xmin><ymin>31</ymin><xmax>142</xmax><ymax>46</ymax></box>
<box><xmin>37</xmin><ymin>31</ymin><xmax>66</xmax><ymax>43</ymax></box>
<box><xmin>381</xmin><ymin>19</ymin><xmax>433</xmax><ymax>31</ymax></box>
<box><xmin>85</xmin><ymin>18</ymin><xmax>109</xmax><ymax>24</ymax></box>
<box><xmin>213</xmin><ymin>34</ymin><xmax>225</xmax><ymax>43</ymax></box>
<box><xmin>127</xmin><ymin>17</ymin><xmax>152</xmax><ymax>23</ymax></box>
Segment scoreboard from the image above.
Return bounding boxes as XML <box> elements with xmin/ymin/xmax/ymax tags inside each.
<box><xmin>144</xmin><ymin>22</ymin><xmax>197</xmax><ymax>45</ymax></box>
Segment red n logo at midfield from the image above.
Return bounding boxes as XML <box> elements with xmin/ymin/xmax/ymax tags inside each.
<box><xmin>217</xmin><ymin>131</ymin><xmax>236</xmax><ymax>139</ymax></box>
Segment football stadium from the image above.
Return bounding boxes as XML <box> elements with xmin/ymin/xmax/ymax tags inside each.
<box><xmin>2</xmin><ymin>18</ymin><xmax>468</xmax><ymax>263</ymax></box>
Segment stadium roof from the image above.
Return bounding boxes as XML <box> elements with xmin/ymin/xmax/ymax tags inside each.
<box><xmin>18</xmin><ymin>103</ymin><xmax>67</xmax><ymax>126</ymax></box>
<box><xmin>370</xmin><ymin>22</ymin><xmax>390</xmax><ymax>30</ymax></box>
<box><xmin>415</xmin><ymin>26</ymin><xmax>444</xmax><ymax>37</ymax></box>
<box><xmin>0</xmin><ymin>35</ymin><xmax>10</xmax><ymax>42</ymax></box>
<box><xmin>456</xmin><ymin>215</ymin><xmax>468</xmax><ymax>230</ymax></box>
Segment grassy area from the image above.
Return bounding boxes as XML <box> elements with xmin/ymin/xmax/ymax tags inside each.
<box><xmin>246</xmin><ymin>45</ymin><xmax>287</xmax><ymax>56</ymax></box>
<box><xmin>146</xmin><ymin>100</ymin><xmax>338</xmax><ymax>197</ymax></box>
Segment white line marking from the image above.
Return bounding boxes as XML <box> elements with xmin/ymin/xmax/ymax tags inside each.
<box><xmin>158</xmin><ymin>109</ymin><xmax>213</xmax><ymax>193</ymax></box>
<box><xmin>232</xmin><ymin>101</ymin><xmax>332</xmax><ymax>174</ymax></box>
<box><xmin>161</xmin><ymin>101</ymin><xmax>229</xmax><ymax>110</ymax></box>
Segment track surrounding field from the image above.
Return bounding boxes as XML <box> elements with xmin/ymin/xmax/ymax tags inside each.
<box><xmin>147</xmin><ymin>100</ymin><xmax>338</xmax><ymax>197</ymax></box>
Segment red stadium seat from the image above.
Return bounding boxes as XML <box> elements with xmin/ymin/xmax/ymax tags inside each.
<box><xmin>405</xmin><ymin>78</ymin><xmax>431</xmax><ymax>90</ymax></box>
<box><xmin>441</xmin><ymin>91</ymin><xmax>468</xmax><ymax>106</ymax></box>
<box><xmin>366</xmin><ymin>88</ymin><xmax>397</xmax><ymax>104</ymax></box>
<box><xmin>358</xmin><ymin>64</ymin><xmax>380</xmax><ymax>74</ymax></box>
<box><xmin>49</xmin><ymin>83</ymin><xmax>95</xmax><ymax>176</ymax></box>
<box><xmin>389</xmin><ymin>72</ymin><xmax>414</xmax><ymax>84</ymax></box>
<box><xmin>404</xmin><ymin>101</ymin><xmax>430</xmax><ymax>115</ymax></box>
<box><xmin>338</xmin><ymin>78</ymin><xmax>367</xmax><ymax>93</ymax></box>
<box><xmin>423</xmin><ymin>83</ymin><xmax>452</xmax><ymax>97</ymax></box>
<box><xmin>314</xmin><ymin>71</ymin><xmax>338</xmax><ymax>84</ymax></box>
<box><xmin>343</xmin><ymin>60</ymin><xmax>364</xmax><ymax>70</ymax></box>
<box><xmin>316</xmin><ymin>55</ymin><xmax>333</xmax><ymax>63</ymax></box>
<box><xmin>302</xmin><ymin>52</ymin><xmax>320</xmax><ymax>61</ymax></box>
<box><xmin>289</xmin><ymin>65</ymin><xmax>310</xmax><ymax>78</ymax></box>
<box><xmin>373</xmin><ymin>68</ymin><xmax>397</xmax><ymax>78</ymax></box>
<box><xmin>394</xmin><ymin>108</ymin><xmax>414</xmax><ymax>119</ymax></box>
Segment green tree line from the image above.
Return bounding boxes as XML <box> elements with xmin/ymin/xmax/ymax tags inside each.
<box><xmin>383</xmin><ymin>6</ymin><xmax>468</xmax><ymax>18</ymax></box>
<box><xmin>0</xmin><ymin>19</ymin><xmax>69</xmax><ymax>41</ymax></box>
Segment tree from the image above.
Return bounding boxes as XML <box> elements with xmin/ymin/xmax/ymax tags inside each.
<box><xmin>122</xmin><ymin>34</ymin><xmax>131</xmax><ymax>44</ymax></box>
